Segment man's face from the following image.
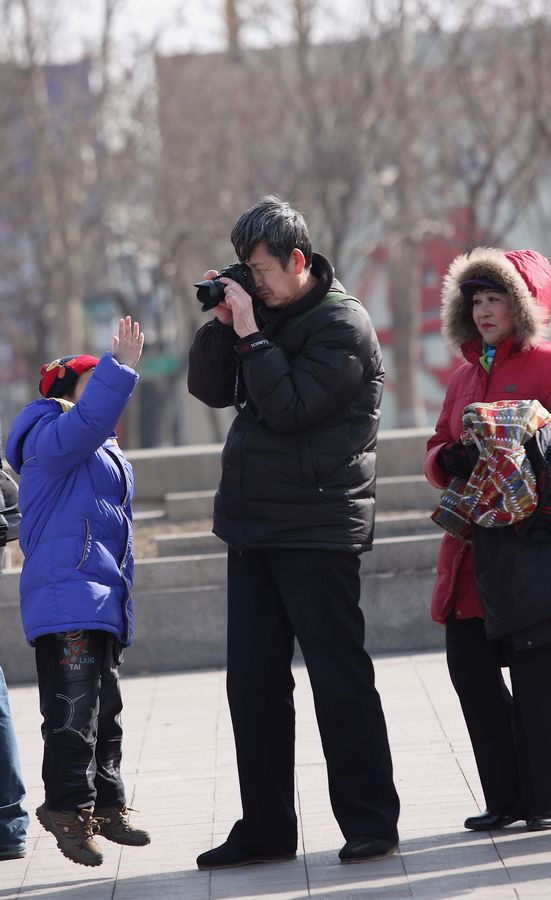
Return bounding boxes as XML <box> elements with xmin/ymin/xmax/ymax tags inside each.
<box><xmin>246</xmin><ymin>242</ymin><xmax>303</xmax><ymax>308</ymax></box>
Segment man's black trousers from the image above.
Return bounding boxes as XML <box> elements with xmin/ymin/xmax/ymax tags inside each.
<box><xmin>225</xmin><ymin>546</ymin><xmax>400</xmax><ymax>850</ymax></box>
<box><xmin>35</xmin><ymin>630</ymin><xmax>126</xmax><ymax>811</ymax></box>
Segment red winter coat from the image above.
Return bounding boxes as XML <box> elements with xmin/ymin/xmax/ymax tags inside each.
<box><xmin>425</xmin><ymin>248</ymin><xmax>551</xmax><ymax>625</ymax></box>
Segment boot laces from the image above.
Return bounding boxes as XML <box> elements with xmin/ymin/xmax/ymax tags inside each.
<box><xmin>97</xmin><ymin>804</ymin><xmax>140</xmax><ymax>828</ymax></box>
<box><xmin>77</xmin><ymin>808</ymin><xmax>100</xmax><ymax>838</ymax></box>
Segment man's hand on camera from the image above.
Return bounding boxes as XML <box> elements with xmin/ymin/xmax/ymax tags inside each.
<box><xmin>221</xmin><ymin>277</ymin><xmax>257</xmax><ymax>338</ymax></box>
<box><xmin>112</xmin><ymin>316</ymin><xmax>145</xmax><ymax>369</ymax></box>
<box><xmin>202</xmin><ymin>269</ymin><xmax>234</xmax><ymax>326</ymax></box>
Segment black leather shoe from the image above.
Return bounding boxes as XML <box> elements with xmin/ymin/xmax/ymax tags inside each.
<box><xmin>339</xmin><ymin>837</ymin><xmax>398</xmax><ymax>864</ymax></box>
<box><xmin>526</xmin><ymin>814</ymin><xmax>551</xmax><ymax>831</ymax></box>
<box><xmin>196</xmin><ymin>840</ymin><xmax>296</xmax><ymax>870</ymax></box>
<box><xmin>464</xmin><ymin>808</ymin><xmax>523</xmax><ymax>831</ymax></box>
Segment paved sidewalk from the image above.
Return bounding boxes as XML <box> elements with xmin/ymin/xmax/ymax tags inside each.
<box><xmin>1</xmin><ymin>650</ymin><xmax>551</xmax><ymax>899</ymax></box>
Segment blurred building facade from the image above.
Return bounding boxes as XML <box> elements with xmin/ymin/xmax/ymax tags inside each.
<box><xmin>2</xmin><ymin>18</ymin><xmax>551</xmax><ymax>444</ymax></box>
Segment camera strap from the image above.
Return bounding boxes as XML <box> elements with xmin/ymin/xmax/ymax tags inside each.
<box><xmin>233</xmin><ymin>368</ymin><xmax>246</xmax><ymax>413</ymax></box>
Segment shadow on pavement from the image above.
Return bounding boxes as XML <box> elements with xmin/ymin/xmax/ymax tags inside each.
<box><xmin>2</xmin><ymin>830</ymin><xmax>551</xmax><ymax>900</ymax></box>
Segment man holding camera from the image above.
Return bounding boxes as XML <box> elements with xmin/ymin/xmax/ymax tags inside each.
<box><xmin>188</xmin><ymin>195</ymin><xmax>399</xmax><ymax>868</ymax></box>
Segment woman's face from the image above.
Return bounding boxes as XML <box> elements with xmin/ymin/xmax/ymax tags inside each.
<box><xmin>472</xmin><ymin>288</ymin><xmax>514</xmax><ymax>346</ymax></box>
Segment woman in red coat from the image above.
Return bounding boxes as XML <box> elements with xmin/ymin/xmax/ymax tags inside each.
<box><xmin>425</xmin><ymin>246</ymin><xmax>551</xmax><ymax>832</ymax></box>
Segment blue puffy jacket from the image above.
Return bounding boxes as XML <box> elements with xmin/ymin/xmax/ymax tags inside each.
<box><xmin>6</xmin><ymin>353</ymin><xmax>138</xmax><ymax>646</ymax></box>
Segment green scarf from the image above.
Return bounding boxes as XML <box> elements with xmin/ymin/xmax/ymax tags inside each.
<box><xmin>479</xmin><ymin>342</ymin><xmax>496</xmax><ymax>374</ymax></box>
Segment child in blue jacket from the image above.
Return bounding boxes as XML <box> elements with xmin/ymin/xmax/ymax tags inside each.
<box><xmin>6</xmin><ymin>317</ymin><xmax>149</xmax><ymax>867</ymax></box>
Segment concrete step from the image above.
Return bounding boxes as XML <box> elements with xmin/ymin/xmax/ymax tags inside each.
<box><xmin>165</xmin><ymin>490</ymin><xmax>215</xmax><ymax>522</ymax></box>
<box><xmin>147</xmin><ymin>532</ymin><xmax>441</xmax><ymax>589</ymax></box>
<box><xmin>127</xmin><ymin>444</ymin><xmax>223</xmax><ymax>502</ymax></box>
<box><xmin>156</xmin><ymin>531</ymin><xmax>223</xmax><ymax>556</ymax></box>
<box><xmin>155</xmin><ymin>511</ymin><xmax>437</xmax><ymax>556</ymax></box>
<box><xmin>0</xmin><ymin>536</ymin><xmax>444</xmax><ymax>682</ymax></box>
<box><xmin>376</xmin><ymin>475</ymin><xmax>441</xmax><ymax>511</ymax></box>
<box><xmin>126</xmin><ymin>429</ymin><xmax>434</xmax><ymax>503</ymax></box>
<box><xmin>133</xmin><ymin>508</ymin><xmax>167</xmax><ymax>523</ymax></box>
<box><xmin>376</xmin><ymin>427</ymin><xmax>433</xmax><ymax>478</ymax></box>
<box><xmin>128</xmin><ymin>565</ymin><xmax>445</xmax><ymax>675</ymax></box>
<box><xmin>365</xmin><ymin>533</ymin><xmax>440</xmax><ymax>573</ymax></box>
<box><xmin>0</xmin><ymin>533</ymin><xmax>440</xmax><ymax>593</ymax></box>
<box><xmin>165</xmin><ymin>477</ymin><xmax>442</xmax><ymax>522</ymax></box>
<box><xmin>134</xmin><ymin>553</ymin><xmax>227</xmax><ymax>589</ymax></box>
<box><xmin>374</xmin><ymin>510</ymin><xmax>435</xmax><ymax>538</ymax></box>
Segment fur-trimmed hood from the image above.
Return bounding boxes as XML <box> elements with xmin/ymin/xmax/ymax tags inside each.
<box><xmin>441</xmin><ymin>247</ymin><xmax>551</xmax><ymax>354</ymax></box>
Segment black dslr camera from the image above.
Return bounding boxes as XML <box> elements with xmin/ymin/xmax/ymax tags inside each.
<box><xmin>194</xmin><ymin>263</ymin><xmax>256</xmax><ymax>312</ymax></box>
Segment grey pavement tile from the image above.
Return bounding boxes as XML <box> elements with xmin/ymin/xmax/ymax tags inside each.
<box><xmin>6</xmin><ymin>653</ymin><xmax>551</xmax><ymax>898</ymax></box>
<box><xmin>132</xmin><ymin>782</ymin><xmax>215</xmax><ymax>806</ymax></box>
<box><xmin>401</xmin><ymin>842</ymin><xmax>502</xmax><ymax>875</ymax></box>
<box><xmin>409</xmin><ymin>888</ymin><xmax>517</xmax><ymax>899</ymax></box>
<box><xmin>311</xmin><ymin>891</ymin><xmax>412</xmax><ymax>899</ymax></box>
<box><xmin>18</xmin><ymin>883</ymin><xmax>116</xmax><ymax>899</ymax></box>
<box><xmin>307</xmin><ymin>856</ymin><xmax>405</xmax><ymax>883</ymax></box>
<box><xmin>0</xmin><ymin>891</ymin><xmax>19</xmax><ymax>900</ymax></box>
<box><xmin>115</xmin><ymin>881</ymin><xmax>209</xmax><ymax>900</ymax></box>
<box><xmin>491</xmin><ymin>830</ymin><xmax>551</xmax><ymax>862</ymax></box>
<box><xmin>116</xmin><ymin>857</ymin><xmax>199</xmax><ymax>881</ymax></box>
<box><xmin>306</xmin><ymin>853</ymin><xmax>410</xmax><ymax>898</ymax></box>
<box><xmin>22</xmin><ymin>847</ymin><xmax>121</xmax><ymax>881</ymax></box>
<box><xmin>301</xmin><ymin>827</ymin><xmax>342</xmax><ymax>845</ymax></box>
<box><xmin>516</xmin><ymin>882</ymin><xmax>551</xmax><ymax>899</ymax></box>
<box><xmin>210</xmin><ymin>862</ymin><xmax>308</xmax><ymax>900</ymax></box>
<box><xmin>129</xmin><ymin>807</ymin><xmax>214</xmax><ymax>828</ymax></box>
<box><xmin>213</xmin><ymin>891</ymin><xmax>308</xmax><ymax>900</ymax></box>
<box><xmin>0</xmin><ymin>862</ymin><xmax>26</xmax><ymax>896</ymax></box>
<box><xmin>129</xmin><ymin>769</ymin><xmax>217</xmax><ymax>785</ymax></box>
<box><xmin>509</xmin><ymin>872</ymin><xmax>551</xmax><ymax>890</ymax></box>
<box><xmin>406</xmin><ymin>865</ymin><xmax>518</xmax><ymax>897</ymax></box>
<box><xmin>116</xmin><ymin>834</ymin><xmax>197</xmax><ymax>864</ymax></box>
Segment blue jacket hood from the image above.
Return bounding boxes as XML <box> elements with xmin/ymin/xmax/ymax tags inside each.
<box><xmin>7</xmin><ymin>398</ymin><xmax>74</xmax><ymax>474</ymax></box>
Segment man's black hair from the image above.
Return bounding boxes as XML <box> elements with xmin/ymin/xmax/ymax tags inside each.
<box><xmin>231</xmin><ymin>195</ymin><xmax>313</xmax><ymax>269</ymax></box>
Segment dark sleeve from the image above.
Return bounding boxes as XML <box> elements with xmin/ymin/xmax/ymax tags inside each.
<box><xmin>187</xmin><ymin>319</ymin><xmax>239</xmax><ymax>408</ymax></box>
<box><xmin>239</xmin><ymin>306</ymin><xmax>381</xmax><ymax>433</ymax></box>
<box><xmin>516</xmin><ymin>424</ymin><xmax>551</xmax><ymax>541</ymax></box>
<box><xmin>424</xmin><ymin>382</ymin><xmax>459</xmax><ymax>488</ymax></box>
<box><xmin>437</xmin><ymin>441</ymin><xmax>477</xmax><ymax>479</ymax></box>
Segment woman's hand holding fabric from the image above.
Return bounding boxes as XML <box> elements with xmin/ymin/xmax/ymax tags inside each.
<box><xmin>437</xmin><ymin>440</ymin><xmax>474</xmax><ymax>479</ymax></box>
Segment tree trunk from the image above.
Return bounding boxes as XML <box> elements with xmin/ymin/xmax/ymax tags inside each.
<box><xmin>389</xmin><ymin>238</ymin><xmax>425</xmax><ymax>427</ymax></box>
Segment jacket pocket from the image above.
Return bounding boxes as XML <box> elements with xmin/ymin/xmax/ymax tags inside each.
<box><xmin>76</xmin><ymin>518</ymin><xmax>91</xmax><ymax>570</ymax></box>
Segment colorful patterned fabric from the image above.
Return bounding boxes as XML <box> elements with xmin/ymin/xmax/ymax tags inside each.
<box><xmin>432</xmin><ymin>400</ymin><xmax>551</xmax><ymax>541</ymax></box>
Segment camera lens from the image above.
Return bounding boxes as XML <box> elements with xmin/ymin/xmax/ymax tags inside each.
<box><xmin>194</xmin><ymin>277</ymin><xmax>225</xmax><ymax>311</ymax></box>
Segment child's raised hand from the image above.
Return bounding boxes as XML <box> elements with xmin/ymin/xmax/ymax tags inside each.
<box><xmin>112</xmin><ymin>317</ymin><xmax>145</xmax><ymax>368</ymax></box>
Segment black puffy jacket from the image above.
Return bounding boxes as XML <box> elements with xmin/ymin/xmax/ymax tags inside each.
<box><xmin>188</xmin><ymin>253</ymin><xmax>384</xmax><ymax>553</ymax></box>
<box><xmin>472</xmin><ymin>422</ymin><xmax>551</xmax><ymax>639</ymax></box>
